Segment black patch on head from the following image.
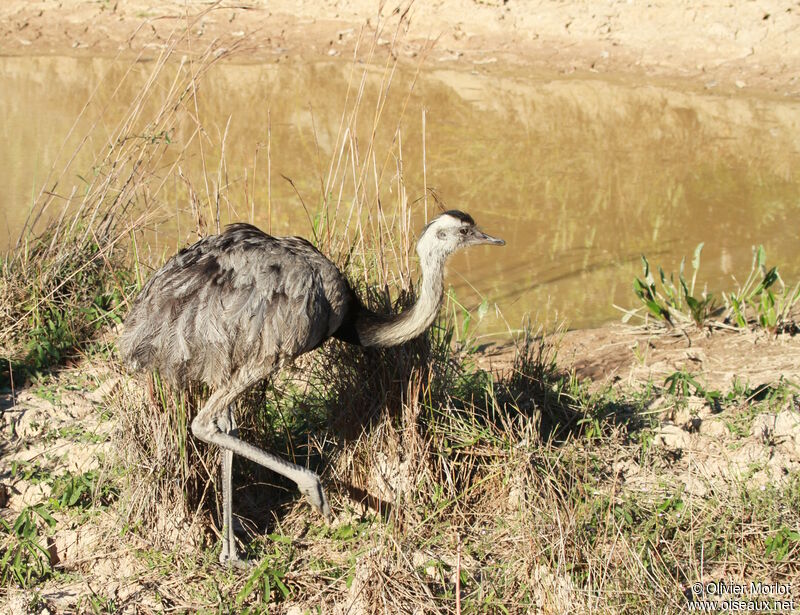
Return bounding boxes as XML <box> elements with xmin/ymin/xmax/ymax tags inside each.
<box><xmin>441</xmin><ymin>210</ymin><xmax>475</xmax><ymax>225</ymax></box>
<box><xmin>421</xmin><ymin>209</ymin><xmax>476</xmax><ymax>236</ymax></box>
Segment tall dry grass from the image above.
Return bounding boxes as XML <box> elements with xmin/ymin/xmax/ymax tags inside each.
<box><xmin>0</xmin><ymin>9</ymin><xmax>254</xmax><ymax>555</ymax></box>
<box><xmin>96</xmin><ymin>4</ymin><xmax>465</xmax><ymax>554</ymax></box>
<box><xmin>0</xmin><ymin>8</ymin><xmax>245</xmax><ymax>388</ymax></box>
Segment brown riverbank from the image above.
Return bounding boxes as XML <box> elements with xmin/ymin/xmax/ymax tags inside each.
<box><xmin>2</xmin><ymin>0</ymin><xmax>799</xmax><ymax>97</ymax></box>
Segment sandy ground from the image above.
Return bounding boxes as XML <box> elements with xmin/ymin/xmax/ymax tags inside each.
<box><xmin>477</xmin><ymin>322</ymin><xmax>800</xmax><ymax>395</ymax></box>
<box><xmin>3</xmin><ymin>324</ymin><xmax>800</xmax><ymax>612</ymax></box>
<box><xmin>559</xmin><ymin>324</ymin><xmax>800</xmax><ymax>392</ymax></box>
<box><xmin>1</xmin><ymin>0</ymin><xmax>799</xmax><ymax>95</ymax></box>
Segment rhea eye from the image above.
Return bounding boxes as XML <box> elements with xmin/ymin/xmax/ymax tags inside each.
<box><xmin>459</xmin><ymin>228</ymin><xmax>469</xmax><ymax>236</ymax></box>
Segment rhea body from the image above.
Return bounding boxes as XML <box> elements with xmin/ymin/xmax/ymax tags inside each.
<box><xmin>119</xmin><ymin>210</ymin><xmax>504</xmax><ymax>566</ymax></box>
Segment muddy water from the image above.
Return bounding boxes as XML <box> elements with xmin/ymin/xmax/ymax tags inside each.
<box><xmin>3</xmin><ymin>55</ymin><xmax>800</xmax><ymax>332</ymax></box>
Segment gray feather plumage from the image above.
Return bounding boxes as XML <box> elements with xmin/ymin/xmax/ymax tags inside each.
<box><xmin>119</xmin><ymin>223</ymin><xmax>353</xmax><ymax>388</ymax></box>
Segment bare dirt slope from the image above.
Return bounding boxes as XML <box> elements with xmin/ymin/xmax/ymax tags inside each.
<box><xmin>4</xmin><ymin>325</ymin><xmax>800</xmax><ymax>612</ymax></box>
<box><xmin>558</xmin><ymin>325</ymin><xmax>800</xmax><ymax>392</ymax></box>
<box><xmin>1</xmin><ymin>0</ymin><xmax>799</xmax><ymax>95</ymax></box>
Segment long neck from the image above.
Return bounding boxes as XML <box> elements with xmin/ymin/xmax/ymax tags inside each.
<box><xmin>351</xmin><ymin>252</ymin><xmax>446</xmax><ymax>348</ymax></box>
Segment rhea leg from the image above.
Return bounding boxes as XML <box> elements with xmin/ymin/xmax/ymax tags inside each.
<box><xmin>192</xmin><ymin>376</ymin><xmax>332</xmax><ymax>566</ymax></box>
<box><xmin>217</xmin><ymin>404</ymin><xmax>242</xmax><ymax>566</ymax></box>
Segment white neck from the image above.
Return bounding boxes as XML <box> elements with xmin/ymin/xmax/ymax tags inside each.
<box><xmin>355</xmin><ymin>249</ymin><xmax>446</xmax><ymax>348</ymax></box>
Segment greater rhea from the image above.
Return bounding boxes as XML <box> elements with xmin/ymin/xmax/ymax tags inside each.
<box><xmin>119</xmin><ymin>210</ymin><xmax>504</xmax><ymax>566</ymax></box>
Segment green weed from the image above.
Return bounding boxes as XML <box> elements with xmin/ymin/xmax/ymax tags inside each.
<box><xmin>9</xmin><ymin>463</ymin><xmax>118</xmax><ymax>513</ymax></box>
<box><xmin>726</xmin><ymin>245</ymin><xmax>800</xmax><ymax>332</ymax></box>
<box><xmin>0</xmin><ymin>504</ymin><xmax>56</xmax><ymax>586</ymax></box>
<box><xmin>236</xmin><ymin>536</ymin><xmax>294</xmax><ymax>607</ymax></box>
<box><xmin>9</xmin><ymin>460</ymin><xmax>50</xmax><ymax>484</ymax></box>
<box><xmin>49</xmin><ymin>470</ymin><xmax>119</xmax><ymax>511</ymax></box>
<box><xmin>629</xmin><ymin>243</ymin><xmax>717</xmax><ymax>328</ymax></box>
<box><xmin>765</xmin><ymin>526</ymin><xmax>800</xmax><ymax>561</ymax></box>
<box><xmin>627</xmin><ymin>243</ymin><xmax>799</xmax><ymax>332</ymax></box>
<box><xmin>2</xmin><ymin>232</ymin><xmax>133</xmax><ymax>387</ymax></box>
<box><xmin>45</xmin><ymin>425</ymin><xmax>107</xmax><ymax>445</ymax></box>
<box><xmin>663</xmin><ymin>369</ymin><xmax>720</xmax><ymax>403</ymax></box>
<box><xmin>77</xmin><ymin>592</ymin><xmax>119</xmax><ymax>615</ymax></box>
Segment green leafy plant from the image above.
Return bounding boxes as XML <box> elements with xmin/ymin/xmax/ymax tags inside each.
<box><xmin>9</xmin><ymin>465</ymin><xmax>118</xmax><ymax>512</ymax></box>
<box><xmin>446</xmin><ymin>288</ymin><xmax>490</xmax><ymax>346</ymax></box>
<box><xmin>629</xmin><ymin>243</ymin><xmax>716</xmax><ymax>328</ymax></box>
<box><xmin>0</xmin><ymin>504</ymin><xmax>57</xmax><ymax>586</ymax></box>
<box><xmin>10</xmin><ymin>459</ymin><xmax>50</xmax><ymax>484</ymax></box>
<box><xmin>726</xmin><ymin>245</ymin><xmax>800</xmax><ymax>332</ymax></box>
<box><xmin>78</xmin><ymin>593</ymin><xmax>119</xmax><ymax>615</ymax></box>
<box><xmin>49</xmin><ymin>470</ymin><xmax>119</xmax><ymax>511</ymax></box>
<box><xmin>236</xmin><ymin>537</ymin><xmax>293</xmax><ymax>606</ymax></box>
<box><xmin>663</xmin><ymin>369</ymin><xmax>720</xmax><ymax>403</ymax></box>
<box><xmin>765</xmin><ymin>526</ymin><xmax>800</xmax><ymax>561</ymax></box>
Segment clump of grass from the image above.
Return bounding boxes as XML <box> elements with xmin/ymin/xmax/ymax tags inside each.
<box><xmin>0</xmin><ymin>8</ymin><xmax>240</xmax><ymax>391</ymax></box>
<box><xmin>0</xmin><ymin>504</ymin><xmax>56</xmax><ymax>587</ymax></box>
<box><xmin>224</xmin><ymin>322</ymin><xmax>581</xmax><ymax>612</ymax></box>
<box><xmin>113</xmin><ymin>375</ymin><xmax>217</xmax><ymax>541</ymax></box>
<box><xmin>0</xmin><ymin>221</ymin><xmax>130</xmax><ymax>387</ymax></box>
<box><xmin>726</xmin><ymin>245</ymin><xmax>800</xmax><ymax>332</ymax></box>
<box><xmin>626</xmin><ymin>243</ymin><xmax>719</xmax><ymax>328</ymax></box>
<box><xmin>624</xmin><ymin>243</ymin><xmax>799</xmax><ymax>332</ymax></box>
<box><xmin>0</xmin><ymin>466</ymin><xmax>121</xmax><ymax>588</ymax></box>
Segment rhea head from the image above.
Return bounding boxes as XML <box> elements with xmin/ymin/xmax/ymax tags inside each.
<box><xmin>416</xmin><ymin>210</ymin><xmax>505</xmax><ymax>263</ymax></box>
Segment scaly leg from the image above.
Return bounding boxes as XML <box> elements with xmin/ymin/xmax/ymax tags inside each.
<box><xmin>192</xmin><ymin>374</ymin><xmax>332</xmax><ymax>568</ymax></box>
<box><xmin>217</xmin><ymin>404</ymin><xmax>246</xmax><ymax>567</ymax></box>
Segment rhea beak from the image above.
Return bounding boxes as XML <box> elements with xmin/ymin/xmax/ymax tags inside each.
<box><xmin>472</xmin><ymin>228</ymin><xmax>506</xmax><ymax>246</ymax></box>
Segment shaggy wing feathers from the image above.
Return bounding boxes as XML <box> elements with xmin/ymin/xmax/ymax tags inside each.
<box><xmin>119</xmin><ymin>224</ymin><xmax>350</xmax><ymax>388</ymax></box>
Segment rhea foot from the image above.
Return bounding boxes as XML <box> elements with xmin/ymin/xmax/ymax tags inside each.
<box><xmin>296</xmin><ymin>470</ymin><xmax>333</xmax><ymax>523</ymax></box>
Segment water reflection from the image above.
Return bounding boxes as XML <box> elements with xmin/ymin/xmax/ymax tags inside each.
<box><xmin>2</xmin><ymin>56</ymin><xmax>799</xmax><ymax>331</ymax></box>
